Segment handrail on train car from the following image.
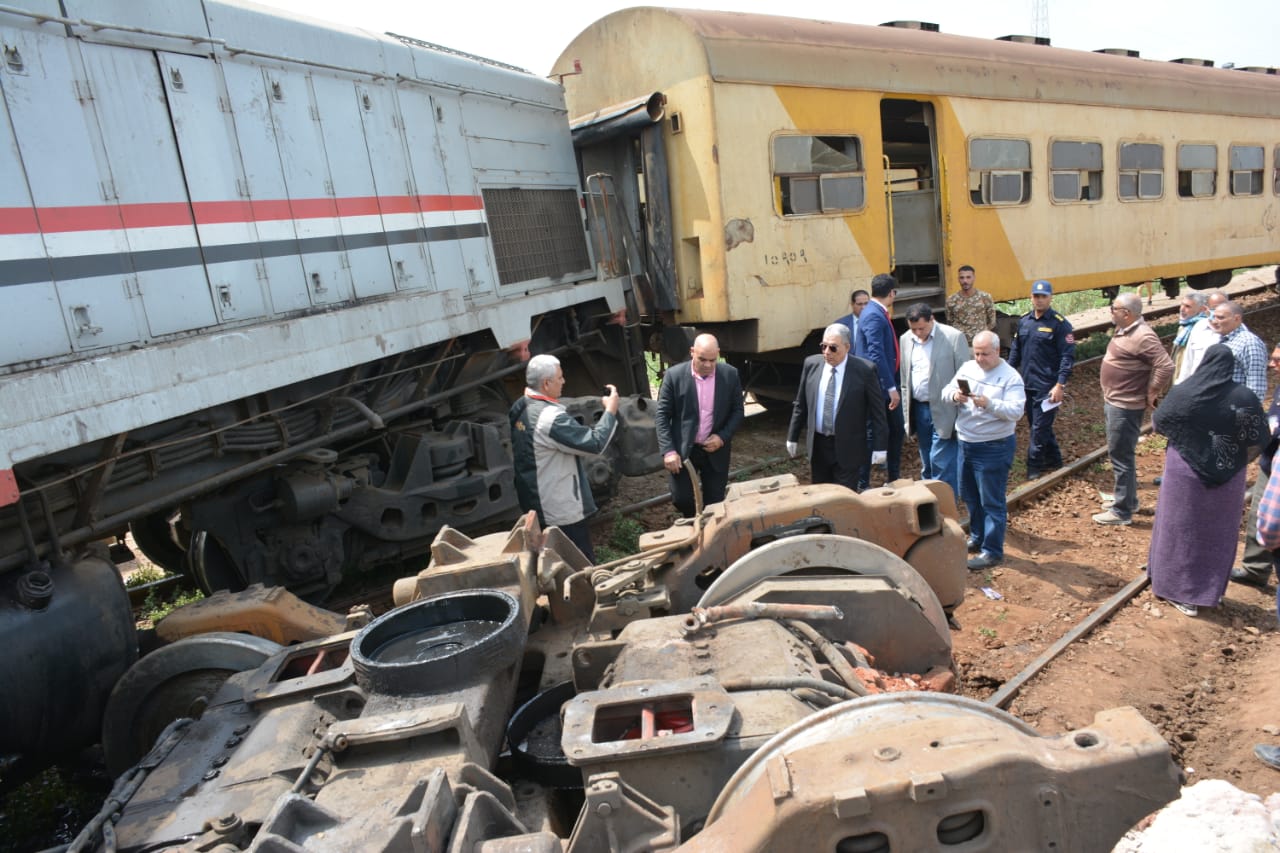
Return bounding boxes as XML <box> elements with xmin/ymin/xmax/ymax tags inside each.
<box><xmin>883</xmin><ymin>154</ymin><xmax>897</xmax><ymax>270</ymax></box>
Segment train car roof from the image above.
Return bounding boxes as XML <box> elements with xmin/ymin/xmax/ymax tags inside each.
<box><xmin>2</xmin><ymin>0</ymin><xmax>565</xmax><ymax>110</ymax></box>
<box><xmin>556</xmin><ymin>6</ymin><xmax>1280</xmax><ymax>119</ymax></box>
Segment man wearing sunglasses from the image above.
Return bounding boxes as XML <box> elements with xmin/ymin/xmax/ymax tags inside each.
<box><xmin>786</xmin><ymin>324</ymin><xmax>888</xmax><ymax>490</ymax></box>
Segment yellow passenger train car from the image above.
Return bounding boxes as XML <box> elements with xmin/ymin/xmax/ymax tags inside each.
<box><xmin>555</xmin><ymin>8</ymin><xmax>1280</xmax><ymax>392</ymax></box>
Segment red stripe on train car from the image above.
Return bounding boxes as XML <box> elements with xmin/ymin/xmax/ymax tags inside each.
<box><xmin>0</xmin><ymin>195</ymin><xmax>486</xmax><ymax>235</ymax></box>
<box><xmin>0</xmin><ymin>207</ymin><xmax>42</xmax><ymax>235</ymax></box>
<box><xmin>0</xmin><ymin>470</ymin><xmax>17</xmax><ymax>508</ymax></box>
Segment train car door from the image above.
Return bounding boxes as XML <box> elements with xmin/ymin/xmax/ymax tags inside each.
<box><xmin>880</xmin><ymin>99</ymin><xmax>944</xmax><ymax>306</ymax></box>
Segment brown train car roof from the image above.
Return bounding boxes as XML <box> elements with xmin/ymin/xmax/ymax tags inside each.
<box><xmin>560</xmin><ymin>7</ymin><xmax>1280</xmax><ymax>119</ymax></box>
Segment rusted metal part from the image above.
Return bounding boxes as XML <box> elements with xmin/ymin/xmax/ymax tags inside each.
<box><xmin>692</xmin><ymin>694</ymin><xmax>1181</xmax><ymax>853</ymax></box>
<box><xmin>155</xmin><ymin>583</ymin><xmax>349</xmax><ymax>646</ymax></box>
<box><xmin>88</xmin><ymin>472</ymin><xmax>1185</xmax><ymax>851</ymax></box>
<box><xmin>680</xmin><ymin>601</ymin><xmax>842</xmax><ymax>636</ymax></box>
<box><xmin>623</xmin><ymin>474</ymin><xmax>967</xmax><ymax>614</ymax></box>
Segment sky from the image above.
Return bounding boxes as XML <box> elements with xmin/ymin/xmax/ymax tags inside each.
<box><xmin>254</xmin><ymin>0</ymin><xmax>1276</xmax><ymax>77</ymax></box>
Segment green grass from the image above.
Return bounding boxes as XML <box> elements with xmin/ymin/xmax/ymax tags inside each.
<box><xmin>0</xmin><ymin>766</ymin><xmax>109</xmax><ymax>850</ymax></box>
<box><xmin>594</xmin><ymin>513</ymin><xmax>645</xmax><ymax>564</ymax></box>
<box><xmin>645</xmin><ymin>352</ymin><xmax>661</xmax><ymax>390</ymax></box>
<box><xmin>999</xmin><ymin>288</ymin><xmax>1114</xmax><ymax>318</ymax></box>
<box><xmin>139</xmin><ymin>586</ymin><xmax>205</xmax><ymax>624</ymax></box>
<box><xmin>123</xmin><ymin>564</ymin><xmax>168</xmax><ymax>587</ymax></box>
<box><xmin>978</xmin><ymin>626</ymin><xmax>998</xmax><ymax>639</ymax></box>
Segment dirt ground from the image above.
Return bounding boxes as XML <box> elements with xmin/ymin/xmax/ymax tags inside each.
<box><xmin>608</xmin><ymin>281</ymin><xmax>1280</xmax><ymax>808</ymax></box>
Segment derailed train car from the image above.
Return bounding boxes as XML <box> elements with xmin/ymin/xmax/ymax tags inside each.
<box><xmin>0</xmin><ymin>1</ymin><xmax>656</xmax><ymax>778</ymax></box>
<box><xmin>554</xmin><ymin>9</ymin><xmax>1280</xmax><ymax>395</ymax></box>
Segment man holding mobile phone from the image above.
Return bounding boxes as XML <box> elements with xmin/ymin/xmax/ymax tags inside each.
<box><xmin>942</xmin><ymin>331</ymin><xmax>1026</xmax><ymax>570</ymax></box>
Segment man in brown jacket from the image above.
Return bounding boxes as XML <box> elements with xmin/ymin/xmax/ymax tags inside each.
<box><xmin>1094</xmin><ymin>292</ymin><xmax>1174</xmax><ymax>525</ymax></box>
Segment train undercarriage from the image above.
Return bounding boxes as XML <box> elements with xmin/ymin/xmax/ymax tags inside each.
<box><xmin>58</xmin><ymin>476</ymin><xmax>1182</xmax><ymax>851</ymax></box>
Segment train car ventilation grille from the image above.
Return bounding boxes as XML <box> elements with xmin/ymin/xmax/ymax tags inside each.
<box><xmin>483</xmin><ymin>188</ymin><xmax>591</xmax><ymax>285</ymax></box>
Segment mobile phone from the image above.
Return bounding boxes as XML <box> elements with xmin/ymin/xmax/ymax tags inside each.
<box><xmin>957</xmin><ymin>378</ymin><xmax>972</xmax><ymax>395</ymax></box>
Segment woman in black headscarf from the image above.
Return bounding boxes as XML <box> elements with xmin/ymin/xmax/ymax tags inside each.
<box><xmin>1147</xmin><ymin>344</ymin><xmax>1267</xmax><ymax>616</ymax></box>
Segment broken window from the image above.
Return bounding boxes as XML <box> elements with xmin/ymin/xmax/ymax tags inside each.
<box><xmin>1177</xmin><ymin>143</ymin><xmax>1217</xmax><ymax>198</ymax></box>
<box><xmin>1050</xmin><ymin>140</ymin><xmax>1102</xmax><ymax>202</ymax></box>
<box><xmin>1118</xmin><ymin>142</ymin><xmax>1163</xmax><ymax>200</ymax></box>
<box><xmin>968</xmin><ymin>137</ymin><xmax>1031</xmax><ymax>206</ymax></box>
<box><xmin>1229</xmin><ymin>145</ymin><xmax>1264</xmax><ymax>196</ymax></box>
<box><xmin>773</xmin><ymin>135</ymin><xmax>865</xmax><ymax>216</ymax></box>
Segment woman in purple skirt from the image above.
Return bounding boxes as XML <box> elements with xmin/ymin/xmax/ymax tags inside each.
<box><xmin>1148</xmin><ymin>344</ymin><xmax>1267</xmax><ymax>616</ymax></box>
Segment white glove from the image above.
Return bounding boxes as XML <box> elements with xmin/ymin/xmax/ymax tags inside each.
<box><xmin>871</xmin><ymin>450</ymin><xmax>887</xmax><ymax>466</ymax></box>
<box><xmin>785</xmin><ymin>440</ymin><xmax>798</xmax><ymax>458</ymax></box>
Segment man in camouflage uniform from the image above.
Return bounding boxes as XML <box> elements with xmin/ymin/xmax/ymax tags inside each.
<box><xmin>945</xmin><ymin>264</ymin><xmax>996</xmax><ymax>345</ymax></box>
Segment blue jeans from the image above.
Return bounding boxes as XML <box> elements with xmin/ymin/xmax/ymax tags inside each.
<box><xmin>912</xmin><ymin>400</ymin><xmax>935</xmax><ymax>479</ymax></box>
<box><xmin>930</xmin><ymin>436</ymin><xmax>960</xmax><ymax>502</ymax></box>
<box><xmin>960</xmin><ymin>435</ymin><xmax>1016</xmax><ymax>561</ymax></box>
<box><xmin>1104</xmin><ymin>403</ymin><xmax>1142</xmax><ymax>520</ymax></box>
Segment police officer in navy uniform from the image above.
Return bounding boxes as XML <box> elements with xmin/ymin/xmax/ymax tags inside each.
<box><xmin>1007</xmin><ymin>279</ymin><xmax>1075</xmax><ymax>478</ymax></box>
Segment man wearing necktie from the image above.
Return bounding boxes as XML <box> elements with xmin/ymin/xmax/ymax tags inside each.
<box><xmin>855</xmin><ymin>273</ymin><xmax>905</xmax><ymax>490</ymax></box>
<box><xmin>786</xmin><ymin>324</ymin><xmax>888</xmax><ymax>489</ymax></box>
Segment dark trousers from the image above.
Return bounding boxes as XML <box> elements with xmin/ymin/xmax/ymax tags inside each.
<box><xmin>668</xmin><ymin>445</ymin><xmax>729</xmax><ymax>517</ymax></box>
<box><xmin>1104</xmin><ymin>403</ymin><xmax>1143</xmax><ymax>521</ymax></box>
<box><xmin>560</xmin><ymin>519</ymin><xmax>595</xmax><ymax>564</ymax></box>
<box><xmin>857</xmin><ymin>399</ymin><xmax>904</xmax><ymax>489</ymax></box>
<box><xmin>1024</xmin><ymin>390</ymin><xmax>1062</xmax><ymax>473</ymax></box>
<box><xmin>1240</xmin><ymin>468</ymin><xmax>1279</xmax><ymax>582</ymax></box>
<box><xmin>811</xmin><ymin>434</ymin><xmax>859</xmax><ymax>491</ymax></box>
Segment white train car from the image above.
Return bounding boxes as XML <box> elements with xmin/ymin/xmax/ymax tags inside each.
<box><xmin>0</xmin><ymin>0</ymin><xmax>653</xmax><ymax>774</ymax></box>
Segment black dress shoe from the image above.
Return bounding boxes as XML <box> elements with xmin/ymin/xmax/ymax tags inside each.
<box><xmin>966</xmin><ymin>538</ymin><xmax>981</xmax><ymax>553</ymax></box>
<box><xmin>1230</xmin><ymin>567</ymin><xmax>1270</xmax><ymax>589</ymax></box>
<box><xmin>1256</xmin><ymin>744</ymin><xmax>1280</xmax><ymax>771</ymax></box>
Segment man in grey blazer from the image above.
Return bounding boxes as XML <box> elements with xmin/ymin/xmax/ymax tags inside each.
<box><xmin>900</xmin><ymin>303</ymin><xmax>971</xmax><ymax>498</ymax></box>
<box><xmin>656</xmin><ymin>333</ymin><xmax>745</xmax><ymax>516</ymax></box>
<box><xmin>786</xmin><ymin>324</ymin><xmax>888</xmax><ymax>490</ymax></box>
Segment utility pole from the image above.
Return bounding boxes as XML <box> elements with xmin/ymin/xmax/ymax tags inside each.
<box><xmin>1031</xmin><ymin>0</ymin><xmax>1049</xmax><ymax>39</ymax></box>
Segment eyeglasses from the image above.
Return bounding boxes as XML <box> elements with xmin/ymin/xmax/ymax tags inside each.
<box><xmin>819</xmin><ymin>343</ymin><xmax>842</xmax><ymax>352</ymax></box>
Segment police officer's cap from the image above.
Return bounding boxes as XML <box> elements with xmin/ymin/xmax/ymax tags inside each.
<box><xmin>1031</xmin><ymin>280</ymin><xmax>1053</xmax><ymax>295</ymax></box>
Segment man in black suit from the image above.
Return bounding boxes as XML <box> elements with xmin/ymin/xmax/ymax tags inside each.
<box><xmin>656</xmin><ymin>333</ymin><xmax>745</xmax><ymax>516</ymax></box>
<box><xmin>787</xmin><ymin>324</ymin><xmax>888</xmax><ymax>489</ymax></box>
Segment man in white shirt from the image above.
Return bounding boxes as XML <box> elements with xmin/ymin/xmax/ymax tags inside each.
<box><xmin>1174</xmin><ymin>290</ymin><xmax>1227</xmax><ymax>384</ymax></box>
<box><xmin>942</xmin><ymin>331</ymin><xmax>1026</xmax><ymax>570</ymax></box>
<box><xmin>899</xmin><ymin>303</ymin><xmax>971</xmax><ymax>499</ymax></box>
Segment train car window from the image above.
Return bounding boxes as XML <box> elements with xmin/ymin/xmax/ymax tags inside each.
<box><xmin>773</xmin><ymin>135</ymin><xmax>865</xmax><ymax>216</ymax></box>
<box><xmin>1050</xmin><ymin>140</ymin><xmax>1103</xmax><ymax>202</ymax></box>
<box><xmin>1228</xmin><ymin>145</ymin><xmax>1264</xmax><ymax>196</ymax></box>
<box><xmin>1119</xmin><ymin>142</ymin><xmax>1163</xmax><ymax>200</ymax></box>
<box><xmin>968</xmin><ymin>137</ymin><xmax>1031</xmax><ymax>206</ymax></box>
<box><xmin>1177</xmin><ymin>144</ymin><xmax>1218</xmax><ymax>198</ymax></box>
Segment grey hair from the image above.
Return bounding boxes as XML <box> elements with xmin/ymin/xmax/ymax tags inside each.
<box><xmin>1181</xmin><ymin>291</ymin><xmax>1207</xmax><ymax>308</ymax></box>
<box><xmin>1221</xmin><ymin>300</ymin><xmax>1245</xmax><ymax>318</ymax></box>
<box><xmin>972</xmin><ymin>330</ymin><xmax>1000</xmax><ymax>351</ymax></box>
<box><xmin>1115</xmin><ymin>292</ymin><xmax>1142</xmax><ymax>315</ymax></box>
<box><xmin>822</xmin><ymin>324</ymin><xmax>851</xmax><ymax>346</ymax></box>
<box><xmin>525</xmin><ymin>354</ymin><xmax>561</xmax><ymax>391</ymax></box>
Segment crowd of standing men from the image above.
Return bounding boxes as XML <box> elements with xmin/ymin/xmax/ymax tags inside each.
<box><xmin>508</xmin><ymin>267</ymin><xmax>1278</xmax><ymax>592</ymax></box>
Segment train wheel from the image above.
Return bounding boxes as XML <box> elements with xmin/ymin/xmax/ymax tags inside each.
<box><xmin>129</xmin><ymin>511</ymin><xmax>187</xmax><ymax>574</ymax></box>
<box><xmin>101</xmin><ymin>632</ymin><xmax>281</xmax><ymax>775</ymax></box>
<box><xmin>187</xmin><ymin>530</ymin><xmax>249</xmax><ymax>594</ymax></box>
